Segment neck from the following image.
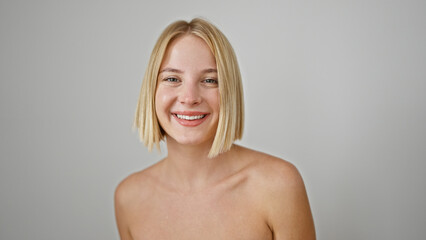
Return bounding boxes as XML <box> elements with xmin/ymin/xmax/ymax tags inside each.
<box><xmin>161</xmin><ymin>136</ymin><xmax>236</xmax><ymax>193</ymax></box>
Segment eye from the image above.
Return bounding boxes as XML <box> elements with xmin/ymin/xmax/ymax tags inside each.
<box><xmin>203</xmin><ymin>78</ymin><xmax>218</xmax><ymax>84</ymax></box>
<box><xmin>164</xmin><ymin>77</ymin><xmax>179</xmax><ymax>82</ymax></box>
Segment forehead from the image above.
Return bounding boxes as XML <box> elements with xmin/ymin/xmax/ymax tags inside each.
<box><xmin>160</xmin><ymin>34</ymin><xmax>216</xmax><ymax>71</ymax></box>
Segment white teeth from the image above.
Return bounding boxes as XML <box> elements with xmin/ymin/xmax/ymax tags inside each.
<box><xmin>176</xmin><ymin>114</ymin><xmax>206</xmax><ymax>120</ymax></box>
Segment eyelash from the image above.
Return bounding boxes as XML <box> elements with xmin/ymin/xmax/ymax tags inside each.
<box><xmin>164</xmin><ymin>77</ymin><xmax>179</xmax><ymax>82</ymax></box>
<box><xmin>203</xmin><ymin>78</ymin><xmax>218</xmax><ymax>84</ymax></box>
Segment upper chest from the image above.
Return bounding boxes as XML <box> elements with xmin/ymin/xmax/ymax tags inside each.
<box><xmin>127</xmin><ymin>175</ymin><xmax>272</xmax><ymax>240</ymax></box>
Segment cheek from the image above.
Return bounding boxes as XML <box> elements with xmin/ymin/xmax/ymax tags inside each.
<box><xmin>155</xmin><ymin>87</ymin><xmax>175</xmax><ymax>114</ymax></box>
<box><xmin>210</xmin><ymin>90</ymin><xmax>220</xmax><ymax>112</ymax></box>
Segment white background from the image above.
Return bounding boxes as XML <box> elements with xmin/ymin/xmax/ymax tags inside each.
<box><xmin>1</xmin><ymin>0</ymin><xmax>425</xmax><ymax>239</ymax></box>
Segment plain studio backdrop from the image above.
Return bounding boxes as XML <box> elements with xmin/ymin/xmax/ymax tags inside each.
<box><xmin>1</xmin><ymin>0</ymin><xmax>425</xmax><ymax>239</ymax></box>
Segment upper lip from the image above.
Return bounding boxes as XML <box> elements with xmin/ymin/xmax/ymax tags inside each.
<box><xmin>172</xmin><ymin>111</ymin><xmax>209</xmax><ymax>116</ymax></box>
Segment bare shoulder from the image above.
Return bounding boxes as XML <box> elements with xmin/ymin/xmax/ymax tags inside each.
<box><xmin>114</xmin><ymin>163</ymin><xmax>160</xmax><ymax>207</ymax></box>
<box><xmin>114</xmin><ymin>162</ymin><xmax>162</xmax><ymax>239</ymax></box>
<box><xmin>236</xmin><ymin>146</ymin><xmax>316</xmax><ymax>239</ymax></box>
<box><xmin>236</xmin><ymin>145</ymin><xmax>302</xmax><ymax>187</ymax></box>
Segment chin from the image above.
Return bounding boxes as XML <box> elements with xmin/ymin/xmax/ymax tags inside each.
<box><xmin>167</xmin><ymin>132</ymin><xmax>215</xmax><ymax>146</ymax></box>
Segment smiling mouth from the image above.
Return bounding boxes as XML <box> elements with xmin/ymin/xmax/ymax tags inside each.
<box><xmin>174</xmin><ymin>114</ymin><xmax>207</xmax><ymax>120</ymax></box>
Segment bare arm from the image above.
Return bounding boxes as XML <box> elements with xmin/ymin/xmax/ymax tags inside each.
<box><xmin>114</xmin><ymin>180</ymin><xmax>133</xmax><ymax>240</ymax></box>
<box><xmin>265</xmin><ymin>162</ymin><xmax>316</xmax><ymax>240</ymax></box>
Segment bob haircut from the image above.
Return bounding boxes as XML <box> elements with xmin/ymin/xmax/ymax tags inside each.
<box><xmin>133</xmin><ymin>18</ymin><xmax>244</xmax><ymax>158</ymax></box>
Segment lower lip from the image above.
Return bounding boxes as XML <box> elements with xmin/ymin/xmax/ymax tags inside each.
<box><xmin>172</xmin><ymin>114</ymin><xmax>209</xmax><ymax>127</ymax></box>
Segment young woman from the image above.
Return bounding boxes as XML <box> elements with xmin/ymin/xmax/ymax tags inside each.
<box><xmin>115</xmin><ymin>18</ymin><xmax>315</xmax><ymax>240</ymax></box>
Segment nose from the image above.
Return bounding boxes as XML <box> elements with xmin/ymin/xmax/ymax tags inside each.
<box><xmin>178</xmin><ymin>81</ymin><xmax>201</xmax><ymax>105</ymax></box>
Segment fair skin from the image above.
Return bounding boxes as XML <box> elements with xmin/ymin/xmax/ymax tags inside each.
<box><xmin>115</xmin><ymin>35</ymin><xmax>315</xmax><ymax>239</ymax></box>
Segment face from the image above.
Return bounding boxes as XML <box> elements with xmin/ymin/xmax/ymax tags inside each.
<box><xmin>155</xmin><ymin>34</ymin><xmax>220</xmax><ymax>146</ymax></box>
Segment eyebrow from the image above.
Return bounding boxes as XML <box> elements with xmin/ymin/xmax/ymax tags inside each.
<box><xmin>159</xmin><ymin>68</ymin><xmax>183</xmax><ymax>74</ymax></box>
<box><xmin>203</xmin><ymin>68</ymin><xmax>217</xmax><ymax>73</ymax></box>
<box><xmin>159</xmin><ymin>68</ymin><xmax>217</xmax><ymax>74</ymax></box>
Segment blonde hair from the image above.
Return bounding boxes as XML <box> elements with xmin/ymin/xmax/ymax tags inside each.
<box><xmin>133</xmin><ymin>18</ymin><xmax>244</xmax><ymax>158</ymax></box>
